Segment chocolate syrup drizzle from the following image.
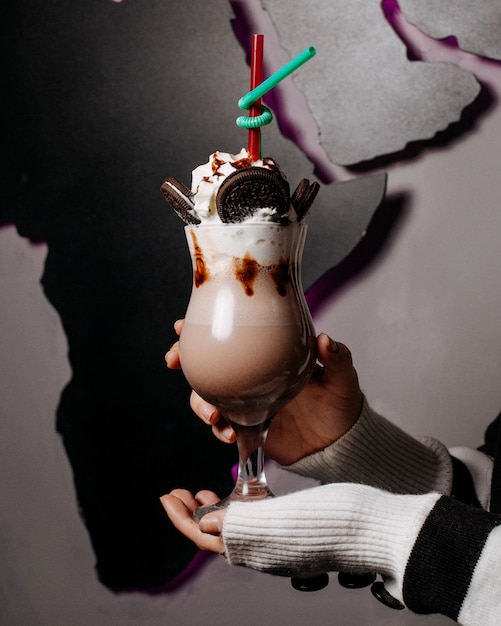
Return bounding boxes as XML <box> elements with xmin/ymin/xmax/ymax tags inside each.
<box><xmin>190</xmin><ymin>232</ymin><xmax>290</xmax><ymax>297</ymax></box>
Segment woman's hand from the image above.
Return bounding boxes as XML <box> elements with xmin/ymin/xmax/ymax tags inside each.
<box><xmin>160</xmin><ymin>489</ymin><xmax>226</xmax><ymax>554</ymax></box>
<box><xmin>161</xmin><ymin>482</ymin><xmax>441</xmax><ymax>594</ymax></box>
<box><xmin>166</xmin><ymin>321</ymin><xmax>363</xmax><ymax>466</ymax></box>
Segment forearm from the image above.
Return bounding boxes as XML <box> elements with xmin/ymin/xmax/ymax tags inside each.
<box><xmin>222</xmin><ymin>484</ymin><xmax>501</xmax><ymax>625</ymax></box>
<box><xmin>222</xmin><ymin>484</ymin><xmax>437</xmax><ymax>586</ymax></box>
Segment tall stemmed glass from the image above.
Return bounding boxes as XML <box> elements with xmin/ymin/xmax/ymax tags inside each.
<box><xmin>179</xmin><ymin>221</ymin><xmax>316</xmax><ymax>520</ymax></box>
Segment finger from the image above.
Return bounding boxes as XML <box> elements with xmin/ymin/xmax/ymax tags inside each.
<box><xmin>189</xmin><ymin>392</ymin><xmax>236</xmax><ymax>442</ymax></box>
<box><xmin>316</xmin><ymin>333</ymin><xmax>363</xmax><ymax>415</ymax></box>
<box><xmin>168</xmin><ymin>488</ymin><xmax>200</xmax><ymax>512</ymax></box>
<box><xmin>165</xmin><ymin>340</ymin><xmax>181</xmax><ymax>369</ymax></box>
<box><xmin>316</xmin><ymin>334</ymin><xmax>360</xmax><ymax>390</ymax></box>
<box><xmin>213</xmin><ymin>420</ymin><xmax>237</xmax><ymax>443</ymax></box>
<box><xmin>190</xmin><ymin>391</ymin><xmax>220</xmax><ymax>425</ymax></box>
<box><xmin>160</xmin><ymin>493</ymin><xmax>224</xmax><ymax>553</ymax></box>
<box><xmin>195</xmin><ymin>490</ymin><xmax>222</xmax><ymax>507</ymax></box>
<box><xmin>174</xmin><ymin>319</ymin><xmax>184</xmax><ymax>336</ymax></box>
<box><xmin>316</xmin><ymin>334</ymin><xmax>353</xmax><ymax>372</ymax></box>
<box><xmin>199</xmin><ymin>509</ymin><xmax>226</xmax><ymax>536</ymax></box>
<box><xmin>165</xmin><ymin>320</ymin><xmax>184</xmax><ymax>369</ymax></box>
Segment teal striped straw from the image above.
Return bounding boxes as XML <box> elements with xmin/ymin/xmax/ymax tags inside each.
<box><xmin>238</xmin><ymin>46</ymin><xmax>316</xmax><ymax>110</ymax></box>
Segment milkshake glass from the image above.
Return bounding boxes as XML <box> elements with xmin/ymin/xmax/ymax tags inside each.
<box><xmin>179</xmin><ymin>220</ymin><xmax>315</xmax><ymax>518</ymax></box>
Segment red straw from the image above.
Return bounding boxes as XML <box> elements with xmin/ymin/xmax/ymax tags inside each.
<box><xmin>248</xmin><ymin>34</ymin><xmax>264</xmax><ymax>161</ymax></box>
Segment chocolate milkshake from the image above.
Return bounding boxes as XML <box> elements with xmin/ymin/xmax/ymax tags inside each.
<box><xmin>161</xmin><ymin>149</ymin><xmax>319</xmax><ymax>426</ymax></box>
<box><xmin>179</xmin><ymin>222</ymin><xmax>315</xmax><ymax>426</ymax></box>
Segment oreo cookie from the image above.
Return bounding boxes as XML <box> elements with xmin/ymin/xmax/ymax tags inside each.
<box><xmin>291</xmin><ymin>178</ymin><xmax>320</xmax><ymax>221</ymax></box>
<box><xmin>161</xmin><ymin>177</ymin><xmax>200</xmax><ymax>225</ymax></box>
<box><xmin>216</xmin><ymin>167</ymin><xmax>290</xmax><ymax>223</ymax></box>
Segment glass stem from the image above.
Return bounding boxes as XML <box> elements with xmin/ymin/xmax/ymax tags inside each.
<box><xmin>229</xmin><ymin>418</ymin><xmax>273</xmax><ymax>501</ymax></box>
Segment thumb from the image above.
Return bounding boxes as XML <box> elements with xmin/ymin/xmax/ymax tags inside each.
<box><xmin>316</xmin><ymin>334</ymin><xmax>355</xmax><ymax>377</ymax></box>
<box><xmin>199</xmin><ymin>509</ymin><xmax>226</xmax><ymax>536</ymax></box>
<box><xmin>315</xmin><ymin>333</ymin><xmax>363</xmax><ymax>418</ymax></box>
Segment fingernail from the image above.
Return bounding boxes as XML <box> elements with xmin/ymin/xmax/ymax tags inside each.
<box><xmin>329</xmin><ymin>340</ymin><xmax>339</xmax><ymax>353</ymax></box>
<box><xmin>165</xmin><ymin>350</ymin><xmax>173</xmax><ymax>366</ymax></box>
<box><xmin>159</xmin><ymin>495</ymin><xmax>170</xmax><ymax>510</ymax></box>
<box><xmin>221</xmin><ymin>424</ymin><xmax>236</xmax><ymax>442</ymax></box>
<box><xmin>324</xmin><ymin>334</ymin><xmax>339</xmax><ymax>353</ymax></box>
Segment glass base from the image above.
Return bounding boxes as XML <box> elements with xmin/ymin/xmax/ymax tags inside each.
<box><xmin>193</xmin><ymin>483</ymin><xmax>273</xmax><ymax>522</ymax></box>
<box><xmin>192</xmin><ymin>497</ymin><xmax>230</xmax><ymax>522</ymax></box>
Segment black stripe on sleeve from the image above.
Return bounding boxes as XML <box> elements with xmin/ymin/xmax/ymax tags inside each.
<box><xmin>403</xmin><ymin>495</ymin><xmax>501</xmax><ymax>621</ymax></box>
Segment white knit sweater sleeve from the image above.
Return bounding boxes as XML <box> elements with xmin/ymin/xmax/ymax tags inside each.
<box><xmin>283</xmin><ymin>397</ymin><xmax>453</xmax><ymax>495</ymax></box>
<box><xmin>222</xmin><ymin>484</ymin><xmax>439</xmax><ymax>601</ymax></box>
<box><xmin>222</xmin><ymin>485</ymin><xmax>501</xmax><ymax>625</ymax></box>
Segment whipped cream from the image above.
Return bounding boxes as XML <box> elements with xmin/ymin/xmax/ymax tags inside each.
<box><xmin>190</xmin><ymin>149</ymin><xmax>294</xmax><ymax>223</ymax></box>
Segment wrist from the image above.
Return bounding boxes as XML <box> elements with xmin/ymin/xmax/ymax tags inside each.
<box><xmin>284</xmin><ymin>397</ymin><xmax>453</xmax><ymax>495</ymax></box>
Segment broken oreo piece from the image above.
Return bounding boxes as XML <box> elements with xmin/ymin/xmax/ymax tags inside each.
<box><xmin>291</xmin><ymin>178</ymin><xmax>320</xmax><ymax>221</ymax></box>
<box><xmin>161</xmin><ymin>177</ymin><xmax>200</xmax><ymax>225</ymax></box>
<box><xmin>291</xmin><ymin>178</ymin><xmax>309</xmax><ymax>214</ymax></box>
<box><xmin>216</xmin><ymin>167</ymin><xmax>290</xmax><ymax>223</ymax></box>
